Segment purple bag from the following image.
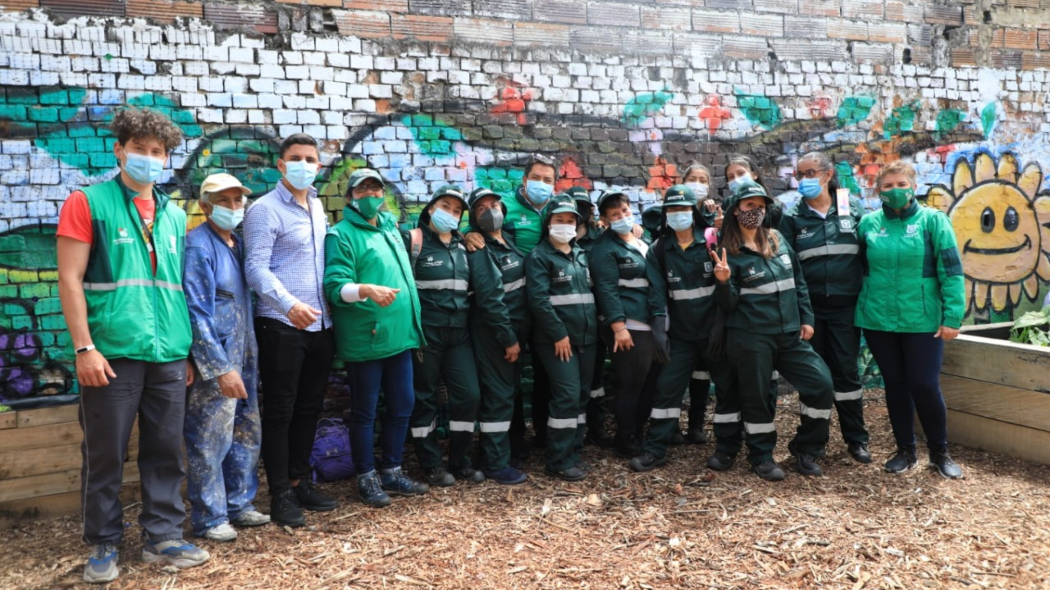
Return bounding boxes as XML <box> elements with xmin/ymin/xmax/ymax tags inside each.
<box><xmin>310</xmin><ymin>418</ymin><xmax>355</xmax><ymax>482</ymax></box>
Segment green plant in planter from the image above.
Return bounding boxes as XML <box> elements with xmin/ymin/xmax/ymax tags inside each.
<box><xmin>1009</xmin><ymin>306</ymin><xmax>1050</xmax><ymax>346</ymax></box>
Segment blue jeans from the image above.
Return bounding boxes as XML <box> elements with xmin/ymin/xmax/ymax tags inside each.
<box><xmin>863</xmin><ymin>330</ymin><xmax>948</xmax><ymax>453</ymax></box>
<box><xmin>346</xmin><ymin>350</ymin><xmax>415</xmax><ymax>474</ymax></box>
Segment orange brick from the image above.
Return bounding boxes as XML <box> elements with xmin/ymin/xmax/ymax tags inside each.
<box><xmin>1021</xmin><ymin>50</ymin><xmax>1050</xmax><ymax>70</ymax></box>
<box><xmin>1040</xmin><ymin>30</ymin><xmax>1050</xmax><ymax>50</ymax></box>
<box><xmin>1004</xmin><ymin>28</ymin><xmax>1038</xmax><ymax>49</ymax></box>
<box><xmin>640</xmin><ymin>6</ymin><xmax>692</xmax><ymax>30</ymax></box>
<box><xmin>692</xmin><ymin>8</ymin><xmax>740</xmax><ymax>33</ymax></box>
<box><xmin>126</xmin><ymin>0</ymin><xmax>202</xmax><ymax>22</ymax></box>
<box><xmin>453</xmin><ymin>17</ymin><xmax>513</xmax><ymax>45</ymax></box>
<box><xmin>335</xmin><ymin>9</ymin><xmax>391</xmax><ymax>38</ymax></box>
<box><xmin>513</xmin><ymin>20</ymin><xmax>570</xmax><ymax>45</ymax></box>
<box><xmin>827</xmin><ymin>18</ymin><xmax>869</xmax><ymax>41</ymax></box>
<box><xmin>799</xmin><ymin>0</ymin><xmax>839</xmax><ymax>17</ymax></box>
<box><xmin>276</xmin><ymin>0</ymin><xmax>342</xmax><ymax>6</ymax></box>
<box><xmin>868</xmin><ymin>21</ymin><xmax>906</xmax><ymax>43</ymax></box>
<box><xmin>391</xmin><ymin>14</ymin><xmax>453</xmax><ymax>42</ymax></box>
<box><xmin>950</xmin><ymin>47</ymin><xmax>977</xmax><ymax>67</ymax></box>
<box><xmin>343</xmin><ymin>0</ymin><xmax>408</xmax><ymax>10</ymax></box>
<box><xmin>741</xmin><ymin>13</ymin><xmax>783</xmax><ymax>36</ymax></box>
<box><xmin>1</xmin><ymin>0</ymin><xmax>39</xmax><ymax>11</ymax></box>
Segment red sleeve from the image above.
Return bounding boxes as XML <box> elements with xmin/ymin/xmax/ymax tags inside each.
<box><xmin>57</xmin><ymin>191</ymin><xmax>93</xmax><ymax>244</ymax></box>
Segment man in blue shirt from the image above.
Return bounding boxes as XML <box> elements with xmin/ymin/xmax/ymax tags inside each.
<box><xmin>244</xmin><ymin>134</ymin><xmax>337</xmax><ymax>527</ymax></box>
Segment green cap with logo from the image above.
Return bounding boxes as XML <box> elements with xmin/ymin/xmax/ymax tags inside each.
<box><xmin>663</xmin><ymin>184</ymin><xmax>697</xmax><ymax>207</ymax></box>
<box><xmin>544</xmin><ymin>193</ymin><xmax>583</xmax><ymax>221</ymax></box>
<box><xmin>347</xmin><ymin>168</ymin><xmax>386</xmax><ymax>189</ymax></box>
<box><xmin>723</xmin><ymin>179</ymin><xmax>773</xmax><ymax>213</ymax></box>
<box><xmin>565</xmin><ymin>186</ymin><xmax>591</xmax><ymax>205</ymax></box>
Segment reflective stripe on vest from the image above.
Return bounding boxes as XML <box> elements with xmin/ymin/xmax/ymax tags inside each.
<box><xmin>669</xmin><ymin>285</ymin><xmax>716</xmax><ymax>300</ymax></box>
<box><xmin>416</xmin><ymin>279</ymin><xmax>469</xmax><ymax>291</ymax></box>
<box><xmin>618</xmin><ymin>277</ymin><xmax>649</xmax><ymax>288</ymax></box>
<box><xmin>834</xmin><ymin>388</ymin><xmax>864</xmax><ymax>402</ymax></box>
<box><xmin>449</xmin><ymin>420</ymin><xmax>475</xmax><ymax>432</ymax></box>
<box><xmin>799</xmin><ymin>402</ymin><xmax>832</xmax><ymax>420</ymax></box>
<box><xmin>796</xmin><ymin>244</ymin><xmax>860</xmax><ymax>261</ymax></box>
<box><xmin>650</xmin><ymin>407</ymin><xmax>681</xmax><ymax>420</ymax></box>
<box><xmin>713</xmin><ymin>412</ymin><xmax>741</xmax><ymax>423</ymax></box>
<box><xmin>740</xmin><ymin>278</ymin><xmax>796</xmax><ymax>296</ymax></box>
<box><xmin>503</xmin><ymin>277</ymin><xmax>526</xmax><ymax>292</ymax></box>
<box><xmin>83</xmin><ymin>278</ymin><xmax>185</xmax><ymax>292</ymax></box>
<box><xmin>744</xmin><ymin>421</ymin><xmax>776</xmax><ymax>434</ymax></box>
<box><xmin>479</xmin><ymin>421</ymin><xmax>511</xmax><ymax>433</ymax></box>
<box><xmin>550</xmin><ymin>293</ymin><xmax>595</xmax><ymax>306</ymax></box>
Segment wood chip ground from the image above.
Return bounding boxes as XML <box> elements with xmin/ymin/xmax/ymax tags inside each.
<box><xmin>2</xmin><ymin>393</ymin><xmax>1048</xmax><ymax>590</ymax></box>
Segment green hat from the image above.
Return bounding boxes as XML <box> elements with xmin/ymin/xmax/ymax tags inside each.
<box><xmin>565</xmin><ymin>186</ymin><xmax>591</xmax><ymax>204</ymax></box>
<box><xmin>545</xmin><ymin>194</ymin><xmax>581</xmax><ymax>219</ymax></box>
<box><xmin>348</xmin><ymin>168</ymin><xmax>386</xmax><ymax>189</ymax></box>
<box><xmin>418</xmin><ymin>184</ymin><xmax>468</xmax><ymax>229</ymax></box>
<box><xmin>596</xmin><ymin>189</ymin><xmax>629</xmax><ymax>214</ymax></box>
<box><xmin>663</xmin><ymin>184</ymin><xmax>697</xmax><ymax>207</ymax></box>
<box><xmin>723</xmin><ymin>180</ymin><xmax>773</xmax><ymax>214</ymax></box>
<box><xmin>641</xmin><ymin>203</ymin><xmax>664</xmax><ymax>235</ymax></box>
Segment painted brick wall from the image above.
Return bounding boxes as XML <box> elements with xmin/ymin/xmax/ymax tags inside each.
<box><xmin>1</xmin><ymin>0</ymin><xmax>1049</xmax><ymax>403</ymax></box>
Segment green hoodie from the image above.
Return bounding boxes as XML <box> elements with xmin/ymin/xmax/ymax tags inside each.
<box><xmin>855</xmin><ymin>201</ymin><xmax>965</xmax><ymax>332</ymax></box>
<box><xmin>323</xmin><ymin>206</ymin><xmax>423</xmax><ymax>362</ymax></box>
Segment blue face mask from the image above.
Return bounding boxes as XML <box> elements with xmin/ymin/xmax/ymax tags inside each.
<box><xmin>123</xmin><ymin>151</ymin><xmax>165</xmax><ymax>185</ymax></box>
<box><xmin>666</xmin><ymin>211</ymin><xmax>694</xmax><ymax>231</ymax></box>
<box><xmin>610</xmin><ymin>214</ymin><xmax>635</xmax><ymax>236</ymax></box>
<box><xmin>727</xmin><ymin>175</ymin><xmax>754</xmax><ymax>194</ymax></box>
<box><xmin>284</xmin><ymin>160</ymin><xmax>319</xmax><ymax>191</ymax></box>
<box><xmin>430</xmin><ymin>207</ymin><xmax>461</xmax><ymax>233</ymax></box>
<box><xmin>798</xmin><ymin>177</ymin><xmax>824</xmax><ymax>199</ymax></box>
<box><xmin>210</xmin><ymin>204</ymin><xmax>245</xmax><ymax>231</ymax></box>
<box><xmin>526</xmin><ymin>180</ymin><xmax>554</xmax><ymax>206</ymax></box>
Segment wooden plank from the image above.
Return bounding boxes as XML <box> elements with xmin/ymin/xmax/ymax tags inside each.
<box><xmin>16</xmin><ymin>404</ymin><xmax>78</xmax><ymax>429</ymax></box>
<box><xmin>0</xmin><ymin>482</ymin><xmax>140</xmax><ymax>525</ymax></box>
<box><xmin>941</xmin><ymin>375</ymin><xmax>1050</xmax><ymax>432</ymax></box>
<box><xmin>0</xmin><ymin>463</ymin><xmax>140</xmax><ymax>503</ymax></box>
<box><xmin>0</xmin><ymin>422</ymin><xmax>82</xmax><ymax>452</ymax></box>
<box><xmin>941</xmin><ymin>333</ymin><xmax>1050</xmax><ymax>392</ymax></box>
<box><xmin>0</xmin><ymin>437</ymin><xmax>139</xmax><ymax>480</ymax></box>
<box><xmin>0</xmin><ymin>412</ymin><xmax>16</xmax><ymax>430</ymax></box>
<box><xmin>946</xmin><ymin>409</ymin><xmax>1050</xmax><ymax>466</ymax></box>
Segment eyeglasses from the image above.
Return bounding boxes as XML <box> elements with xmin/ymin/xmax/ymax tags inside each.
<box><xmin>794</xmin><ymin>168</ymin><xmax>824</xmax><ymax>180</ymax></box>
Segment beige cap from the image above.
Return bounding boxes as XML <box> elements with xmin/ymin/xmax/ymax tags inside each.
<box><xmin>199</xmin><ymin>173</ymin><xmax>252</xmax><ymax>199</ymax></box>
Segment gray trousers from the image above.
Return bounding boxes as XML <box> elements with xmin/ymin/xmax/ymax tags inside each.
<box><xmin>79</xmin><ymin>358</ymin><xmax>188</xmax><ymax>545</ymax></box>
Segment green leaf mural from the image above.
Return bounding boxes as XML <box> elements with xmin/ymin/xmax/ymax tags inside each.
<box><xmin>475</xmin><ymin>167</ymin><xmax>524</xmax><ymax>199</ymax></box>
<box><xmin>882</xmin><ymin>100</ymin><xmax>920</xmax><ymax>139</ymax></box>
<box><xmin>835</xmin><ymin>162</ymin><xmax>862</xmax><ymax>196</ymax></box>
<box><xmin>981</xmin><ymin>102</ymin><xmax>997</xmax><ymax>140</ymax></box>
<box><xmin>733</xmin><ymin>88</ymin><xmax>781</xmax><ymax>130</ymax></box>
<box><xmin>621</xmin><ymin>90</ymin><xmax>674</xmax><ymax>127</ymax></box>
<box><xmin>934</xmin><ymin>109</ymin><xmax>965</xmax><ymax>140</ymax></box>
<box><xmin>836</xmin><ymin>96</ymin><xmax>876</xmax><ymax>128</ymax></box>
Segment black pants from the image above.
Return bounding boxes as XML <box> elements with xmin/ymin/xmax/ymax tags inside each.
<box><xmin>602</xmin><ymin>328</ymin><xmax>658</xmax><ymax>441</ymax></box>
<box><xmin>255</xmin><ymin>318</ymin><xmax>335</xmax><ymax>494</ymax></box>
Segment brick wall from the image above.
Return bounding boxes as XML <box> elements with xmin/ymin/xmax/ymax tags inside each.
<box><xmin>1</xmin><ymin>0</ymin><xmax>1049</xmax><ymax>403</ymax></box>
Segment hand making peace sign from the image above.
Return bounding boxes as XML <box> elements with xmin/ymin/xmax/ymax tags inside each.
<box><xmin>712</xmin><ymin>247</ymin><xmax>731</xmax><ymax>283</ymax></box>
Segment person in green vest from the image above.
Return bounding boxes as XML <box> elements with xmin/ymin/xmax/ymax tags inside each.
<box><xmin>779</xmin><ymin>152</ymin><xmax>871</xmax><ymax>464</ymax></box>
<box><xmin>403</xmin><ymin>184</ymin><xmax>485</xmax><ymax>487</ymax></box>
<box><xmin>322</xmin><ymin>168</ymin><xmax>430</xmax><ymax>508</ymax></box>
<box><xmin>856</xmin><ymin>160</ymin><xmax>965</xmax><ymax>479</ymax></box>
<box><xmin>713</xmin><ymin>181</ymin><xmax>835</xmax><ymax>482</ymax></box>
<box><xmin>56</xmin><ymin>107</ymin><xmax>209</xmax><ymax>584</ymax></box>
<box><xmin>525</xmin><ymin>194</ymin><xmax>599</xmax><ymax>481</ymax></box>
<box><xmin>629</xmin><ymin>185</ymin><xmax>740</xmax><ymax>472</ymax></box>
<box><xmin>465</xmin><ymin>187</ymin><xmax>530</xmax><ymax>485</ymax></box>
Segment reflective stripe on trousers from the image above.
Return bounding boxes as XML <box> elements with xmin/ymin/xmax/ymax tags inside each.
<box><xmin>799</xmin><ymin>402</ymin><xmax>832</xmax><ymax>420</ymax></box>
<box><xmin>479</xmin><ymin>421</ymin><xmax>511</xmax><ymax>433</ymax></box>
<box><xmin>618</xmin><ymin>278</ymin><xmax>649</xmax><ymax>288</ymax></box>
<box><xmin>548</xmin><ymin>416</ymin><xmax>577</xmax><ymax>429</ymax></box>
<box><xmin>411</xmin><ymin>419</ymin><xmax>437</xmax><ymax>438</ymax></box>
<box><xmin>449</xmin><ymin>420</ymin><xmax>475</xmax><ymax>432</ymax></box>
<box><xmin>650</xmin><ymin>407</ymin><xmax>681</xmax><ymax>419</ymax></box>
<box><xmin>590</xmin><ymin>387</ymin><xmax>605</xmax><ymax>399</ymax></box>
<box><xmin>744</xmin><ymin>421</ymin><xmax>776</xmax><ymax>434</ymax></box>
<box><xmin>834</xmin><ymin>388</ymin><xmax>863</xmax><ymax>401</ymax></box>
<box><xmin>692</xmin><ymin>370</ymin><xmax>710</xmax><ymax>380</ymax></box>
<box><xmin>713</xmin><ymin>412</ymin><xmax>741</xmax><ymax>423</ymax></box>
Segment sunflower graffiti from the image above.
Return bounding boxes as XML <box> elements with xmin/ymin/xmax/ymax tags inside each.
<box><xmin>926</xmin><ymin>152</ymin><xmax>1050</xmax><ymax>317</ymax></box>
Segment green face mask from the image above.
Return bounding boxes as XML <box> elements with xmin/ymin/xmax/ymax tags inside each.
<box><xmin>878</xmin><ymin>187</ymin><xmax>913</xmax><ymax>209</ymax></box>
<box><xmin>353</xmin><ymin>196</ymin><xmax>385</xmax><ymax>219</ymax></box>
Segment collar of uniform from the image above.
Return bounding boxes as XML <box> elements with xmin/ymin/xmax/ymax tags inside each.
<box><xmin>670</xmin><ymin>226</ymin><xmax>706</xmax><ymax>251</ymax></box>
<box><xmin>883</xmin><ymin>199</ymin><xmax>920</xmax><ymax>220</ymax></box>
<box><xmin>274</xmin><ymin>179</ymin><xmax>318</xmax><ymax>204</ymax></box>
<box><xmin>343</xmin><ymin>205</ymin><xmax>389</xmax><ymax>231</ymax></box>
<box><xmin>541</xmin><ymin>236</ymin><xmax>580</xmax><ymax>259</ymax></box>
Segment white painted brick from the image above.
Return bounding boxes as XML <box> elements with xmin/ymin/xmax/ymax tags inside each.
<box><xmin>199</xmin><ymin>76</ymin><xmax>224</xmax><ymax>92</ymax></box>
<box><xmin>144</xmin><ymin>76</ymin><xmax>172</xmax><ymax>92</ymax></box>
<box><xmin>380</xmin><ymin>71</ymin><xmax>403</xmax><ymax>85</ymax></box>
<box><xmin>324</xmin><ymin>81</ymin><xmax>347</xmax><ymax>96</ymax></box>
<box><xmin>291</xmin><ymin>33</ymin><xmax>314</xmax><ymax>51</ymax></box>
<box><xmin>225</xmin><ymin>109</ymin><xmax>248</xmax><ymax>124</ymax></box>
<box><xmin>117</xmin><ymin>75</ymin><xmax>146</xmax><ymax>90</ymax></box>
<box><xmin>297</xmin><ymin>81</ymin><xmax>316</xmax><ymax>95</ymax></box>
<box><xmin>305</xmin><ymin>96</ymin><xmax>329</xmax><ymax>109</ymax></box>
<box><xmin>311</xmin><ymin>67</ymin><xmax>334</xmax><ymax>81</ymax></box>
<box><xmin>248</xmin><ymin>110</ymin><xmax>269</xmax><ymax>124</ymax></box>
<box><xmin>129</xmin><ymin>60</ymin><xmax>157</xmax><ymax>75</ymax></box>
<box><xmin>350</xmin><ymin>55</ymin><xmax>373</xmax><ymax>69</ymax></box>
<box><xmin>303</xmin><ymin>125</ymin><xmax>326</xmax><ymax>139</ymax></box>
<box><xmin>180</xmin><ymin>93</ymin><xmax>206</xmax><ymax>107</ymax></box>
<box><xmin>229</xmin><ymin>47</ymin><xmax>254</xmax><ymax>63</ymax></box>
<box><xmin>197</xmin><ymin>108</ymin><xmax>223</xmax><ymax>123</ymax></box>
<box><xmin>29</xmin><ymin>71</ymin><xmax>59</xmax><ymax>85</ymax></box>
<box><xmin>211</xmin><ymin>62</ymin><xmax>236</xmax><ymax>75</ymax></box>
<box><xmin>274</xmin><ymin>110</ymin><xmax>298</xmax><ymax>124</ymax></box>
<box><xmin>224</xmin><ymin>77</ymin><xmax>248</xmax><ymax>93</ymax></box>
<box><xmin>339</xmin><ymin>37</ymin><xmax>362</xmax><ymax>54</ymax></box>
<box><xmin>347</xmin><ymin>84</ymin><xmax>369</xmax><ymax>98</ymax></box>
<box><xmin>184</xmin><ymin>61</ymin><xmax>209</xmax><ymax>76</ymax></box>
<box><xmin>285</xmin><ymin>65</ymin><xmax>311</xmax><ymax>80</ymax></box>
<box><xmin>207</xmin><ymin>93</ymin><xmax>233</xmax><ymax>107</ymax></box>
<box><xmin>59</xmin><ymin>72</ymin><xmax>88</xmax><ymax>86</ymax></box>
<box><xmin>368</xmin><ymin>84</ymin><xmax>392</xmax><ymax>98</ymax></box>
<box><xmin>375</xmin><ymin>56</ymin><xmax>395</xmax><ymax>70</ymax></box>
<box><xmin>236</xmin><ymin>64</ymin><xmax>261</xmax><ymax>77</ymax></box>
<box><xmin>232</xmin><ymin>94</ymin><xmax>257</xmax><ymax>108</ymax></box>
<box><xmin>275</xmin><ymin>80</ymin><xmax>299</xmax><ymax>95</ymax></box>
<box><xmin>328</xmin><ymin>53</ymin><xmax>349</xmax><ymax>68</ymax></box>
<box><xmin>303</xmin><ymin>51</ymin><xmax>326</xmax><ymax>66</ymax></box>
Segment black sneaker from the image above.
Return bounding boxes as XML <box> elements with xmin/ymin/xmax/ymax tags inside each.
<box><xmin>293</xmin><ymin>480</ymin><xmax>338</xmax><ymax>512</ymax></box>
<box><xmin>270</xmin><ymin>489</ymin><xmax>306</xmax><ymax>527</ymax></box>
<box><xmin>706</xmin><ymin>450</ymin><xmax>736</xmax><ymax>472</ymax></box>
<box><xmin>628</xmin><ymin>451</ymin><xmax>668</xmax><ymax>472</ymax></box>
<box><xmin>788</xmin><ymin>441</ymin><xmax>823</xmax><ymax>477</ymax></box>
<box><xmin>847</xmin><ymin>442</ymin><xmax>872</xmax><ymax>464</ymax></box>
<box><xmin>356</xmin><ymin>471</ymin><xmax>392</xmax><ymax>508</ymax></box>
<box><xmin>379</xmin><ymin>467</ymin><xmax>430</xmax><ymax>496</ymax></box>
<box><xmin>452</xmin><ymin>466</ymin><xmax>485</xmax><ymax>484</ymax></box>
<box><xmin>929</xmin><ymin>451</ymin><xmax>963</xmax><ymax>479</ymax></box>
<box><xmin>670</xmin><ymin>430</ymin><xmax>687</xmax><ymax>446</ymax></box>
<box><xmin>884</xmin><ymin>447</ymin><xmax>917</xmax><ymax>474</ymax></box>
<box><xmin>686</xmin><ymin>427</ymin><xmax>710</xmax><ymax>444</ymax></box>
<box><xmin>484</xmin><ymin>467</ymin><xmax>528</xmax><ymax>485</ymax></box>
<box><xmin>544</xmin><ymin>465</ymin><xmax>586</xmax><ymax>481</ymax></box>
<box><xmin>424</xmin><ymin>466</ymin><xmax>455</xmax><ymax>487</ymax></box>
<box><xmin>752</xmin><ymin>460</ymin><xmax>786</xmax><ymax>482</ymax></box>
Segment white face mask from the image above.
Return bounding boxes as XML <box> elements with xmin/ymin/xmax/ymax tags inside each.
<box><xmin>549</xmin><ymin>224</ymin><xmax>577</xmax><ymax>244</ymax></box>
<box><xmin>685</xmin><ymin>182</ymin><xmax>709</xmax><ymax>199</ymax></box>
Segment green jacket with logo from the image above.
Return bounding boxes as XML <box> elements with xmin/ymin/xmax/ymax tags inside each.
<box><xmin>403</xmin><ymin>224</ymin><xmax>471</xmax><ymax>329</ymax></box>
<box><xmin>467</xmin><ymin>232</ymin><xmax>529</xmax><ymax>348</ymax></box>
<box><xmin>590</xmin><ymin>231</ymin><xmax>651</xmax><ymax>327</ymax></box>
<box><xmin>502</xmin><ymin>186</ymin><xmax>545</xmax><ymax>254</ymax></box>
<box><xmin>324</xmin><ymin>206</ymin><xmax>423</xmax><ymax>362</ymax></box>
<box><xmin>779</xmin><ymin>196</ymin><xmax>864</xmax><ymax>302</ymax></box>
<box><xmin>855</xmin><ymin>201</ymin><xmax>965</xmax><ymax>332</ymax></box>
<box><xmin>80</xmin><ymin>178</ymin><xmax>192</xmax><ymax>362</ymax></box>
<box><xmin>575</xmin><ymin>223</ymin><xmax>603</xmax><ymax>253</ymax></box>
<box><xmin>646</xmin><ymin>227</ymin><xmax>719</xmax><ymax>342</ymax></box>
<box><xmin>715</xmin><ymin>230</ymin><xmax>815</xmax><ymax>335</ymax></box>
<box><xmin>525</xmin><ymin>239</ymin><xmax>598</xmax><ymax>346</ymax></box>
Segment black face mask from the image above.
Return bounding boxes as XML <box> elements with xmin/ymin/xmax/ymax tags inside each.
<box><xmin>478</xmin><ymin>208</ymin><xmax>504</xmax><ymax>233</ymax></box>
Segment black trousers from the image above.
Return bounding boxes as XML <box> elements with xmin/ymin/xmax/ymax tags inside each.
<box><xmin>255</xmin><ymin>318</ymin><xmax>335</xmax><ymax>494</ymax></box>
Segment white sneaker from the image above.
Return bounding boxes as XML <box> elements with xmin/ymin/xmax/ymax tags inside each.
<box><xmin>202</xmin><ymin>523</ymin><xmax>238</xmax><ymax>542</ymax></box>
<box><xmin>231</xmin><ymin>510</ymin><xmax>271</xmax><ymax>527</ymax></box>
<box><xmin>84</xmin><ymin>542</ymin><xmax>119</xmax><ymax>584</ymax></box>
<box><xmin>141</xmin><ymin>538</ymin><xmax>211</xmax><ymax>568</ymax></box>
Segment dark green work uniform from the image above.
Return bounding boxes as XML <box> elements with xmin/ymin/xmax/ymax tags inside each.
<box><xmin>525</xmin><ymin>210</ymin><xmax>599</xmax><ymax>474</ymax></box>
<box><xmin>780</xmin><ymin>195</ymin><xmax>869</xmax><ymax>447</ymax></box>
<box><xmin>571</xmin><ymin>203</ymin><xmax>611</xmax><ymax>441</ymax></box>
<box><xmin>467</xmin><ymin>222</ymin><xmax>530</xmax><ymax>473</ymax></box>
<box><xmin>405</xmin><ymin>194</ymin><xmax>480</xmax><ymax>473</ymax></box>
<box><xmin>715</xmin><ymin>229</ymin><xmax>834</xmax><ymax>465</ymax></box>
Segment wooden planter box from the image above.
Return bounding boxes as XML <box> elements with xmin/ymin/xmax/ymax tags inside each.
<box><xmin>0</xmin><ymin>405</ymin><xmax>141</xmax><ymax>525</ymax></box>
<box><xmin>940</xmin><ymin>322</ymin><xmax>1050</xmax><ymax>466</ymax></box>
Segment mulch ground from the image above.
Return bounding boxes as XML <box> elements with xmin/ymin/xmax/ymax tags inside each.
<box><xmin>2</xmin><ymin>392</ymin><xmax>1048</xmax><ymax>590</ymax></box>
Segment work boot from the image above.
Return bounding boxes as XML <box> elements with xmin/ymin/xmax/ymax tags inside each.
<box><xmin>585</xmin><ymin>426</ymin><xmax>615</xmax><ymax>448</ymax></box>
<box><xmin>929</xmin><ymin>451</ymin><xmax>963</xmax><ymax>479</ymax></box>
<box><xmin>293</xmin><ymin>480</ymin><xmax>338</xmax><ymax>512</ymax></box>
<box><xmin>423</xmin><ymin>466</ymin><xmax>455</xmax><ymax>487</ymax></box>
<box><xmin>380</xmin><ymin>467</ymin><xmax>431</xmax><ymax>495</ymax></box>
<box><xmin>847</xmin><ymin>442</ymin><xmax>872</xmax><ymax>464</ymax></box>
<box><xmin>269</xmin><ymin>489</ymin><xmax>306</xmax><ymax>527</ymax></box>
<box><xmin>706</xmin><ymin>450</ymin><xmax>736</xmax><ymax>472</ymax></box>
<box><xmin>670</xmin><ymin>430</ymin><xmax>686</xmax><ymax>446</ymax></box>
<box><xmin>629</xmin><ymin>451</ymin><xmax>668</xmax><ymax>472</ymax></box>
<box><xmin>453</xmin><ymin>466</ymin><xmax>485</xmax><ymax>483</ymax></box>
<box><xmin>686</xmin><ymin>427</ymin><xmax>710</xmax><ymax>444</ymax></box>
<box><xmin>356</xmin><ymin>471</ymin><xmax>392</xmax><ymax>507</ymax></box>
<box><xmin>544</xmin><ymin>465</ymin><xmax>586</xmax><ymax>481</ymax></box>
<box><xmin>884</xmin><ymin>446</ymin><xmax>917</xmax><ymax>474</ymax></box>
<box><xmin>788</xmin><ymin>441</ymin><xmax>823</xmax><ymax>477</ymax></box>
<box><xmin>751</xmin><ymin>460</ymin><xmax>786</xmax><ymax>482</ymax></box>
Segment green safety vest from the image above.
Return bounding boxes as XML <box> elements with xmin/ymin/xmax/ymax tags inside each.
<box><xmin>81</xmin><ymin>178</ymin><xmax>192</xmax><ymax>362</ymax></box>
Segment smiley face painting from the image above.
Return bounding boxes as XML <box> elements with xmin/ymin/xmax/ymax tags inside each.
<box><xmin>927</xmin><ymin>152</ymin><xmax>1050</xmax><ymax>315</ymax></box>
